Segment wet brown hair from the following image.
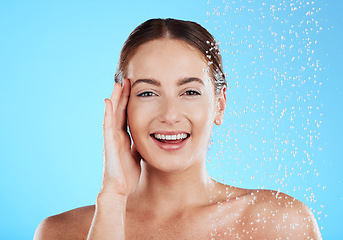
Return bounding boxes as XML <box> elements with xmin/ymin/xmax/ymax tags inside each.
<box><xmin>114</xmin><ymin>18</ymin><xmax>226</xmax><ymax>94</ymax></box>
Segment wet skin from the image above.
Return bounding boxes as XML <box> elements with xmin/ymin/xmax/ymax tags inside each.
<box><xmin>34</xmin><ymin>39</ymin><xmax>322</xmax><ymax>240</ymax></box>
<box><xmin>34</xmin><ymin>187</ymin><xmax>321</xmax><ymax>239</ymax></box>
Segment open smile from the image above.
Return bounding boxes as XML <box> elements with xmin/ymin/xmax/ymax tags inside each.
<box><xmin>150</xmin><ymin>131</ymin><xmax>190</xmax><ymax>151</ymax></box>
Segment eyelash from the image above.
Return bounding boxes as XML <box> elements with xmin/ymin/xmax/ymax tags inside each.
<box><xmin>183</xmin><ymin>90</ymin><xmax>201</xmax><ymax>96</ymax></box>
<box><xmin>137</xmin><ymin>91</ymin><xmax>156</xmax><ymax>97</ymax></box>
<box><xmin>137</xmin><ymin>90</ymin><xmax>201</xmax><ymax>98</ymax></box>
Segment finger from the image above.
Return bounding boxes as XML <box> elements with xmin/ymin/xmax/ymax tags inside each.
<box><xmin>116</xmin><ymin>78</ymin><xmax>131</xmax><ymax>131</ymax></box>
<box><xmin>103</xmin><ymin>99</ymin><xmax>116</xmax><ymax>160</ymax></box>
<box><xmin>110</xmin><ymin>83</ymin><xmax>122</xmax><ymax>102</ymax></box>
<box><xmin>109</xmin><ymin>83</ymin><xmax>123</xmax><ymax>128</ymax></box>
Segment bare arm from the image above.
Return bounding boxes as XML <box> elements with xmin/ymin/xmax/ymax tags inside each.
<box><xmin>87</xmin><ymin>194</ymin><xmax>128</xmax><ymax>239</ymax></box>
<box><xmin>33</xmin><ymin>80</ymin><xmax>140</xmax><ymax>240</ymax></box>
<box><xmin>87</xmin><ymin>79</ymin><xmax>141</xmax><ymax>239</ymax></box>
<box><xmin>284</xmin><ymin>201</ymin><xmax>322</xmax><ymax>240</ymax></box>
<box><xmin>253</xmin><ymin>191</ymin><xmax>322</xmax><ymax>240</ymax></box>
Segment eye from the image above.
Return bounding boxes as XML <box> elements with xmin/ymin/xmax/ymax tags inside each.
<box><xmin>137</xmin><ymin>91</ymin><xmax>156</xmax><ymax>97</ymax></box>
<box><xmin>183</xmin><ymin>90</ymin><xmax>201</xmax><ymax>96</ymax></box>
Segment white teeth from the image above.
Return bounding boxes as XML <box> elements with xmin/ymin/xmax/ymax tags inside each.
<box><xmin>154</xmin><ymin>133</ymin><xmax>188</xmax><ymax>140</ymax></box>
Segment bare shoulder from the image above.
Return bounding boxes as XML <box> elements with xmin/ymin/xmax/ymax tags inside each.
<box><xmin>246</xmin><ymin>189</ymin><xmax>322</xmax><ymax>239</ymax></box>
<box><xmin>34</xmin><ymin>205</ymin><xmax>95</xmax><ymax>240</ymax></box>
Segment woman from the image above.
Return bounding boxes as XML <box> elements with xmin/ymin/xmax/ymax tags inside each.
<box><xmin>34</xmin><ymin>18</ymin><xmax>322</xmax><ymax>239</ymax></box>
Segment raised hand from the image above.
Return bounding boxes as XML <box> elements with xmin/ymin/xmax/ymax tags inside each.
<box><xmin>88</xmin><ymin>79</ymin><xmax>141</xmax><ymax>240</ymax></box>
<box><xmin>101</xmin><ymin>78</ymin><xmax>141</xmax><ymax>198</ymax></box>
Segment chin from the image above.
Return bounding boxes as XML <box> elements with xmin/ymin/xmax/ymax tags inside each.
<box><xmin>142</xmin><ymin>154</ymin><xmax>196</xmax><ymax>174</ymax></box>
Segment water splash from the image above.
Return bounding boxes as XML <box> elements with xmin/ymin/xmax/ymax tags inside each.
<box><xmin>206</xmin><ymin>0</ymin><xmax>325</xmax><ymax>232</ymax></box>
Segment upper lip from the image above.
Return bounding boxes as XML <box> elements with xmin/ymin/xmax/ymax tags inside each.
<box><xmin>151</xmin><ymin>131</ymin><xmax>190</xmax><ymax>135</ymax></box>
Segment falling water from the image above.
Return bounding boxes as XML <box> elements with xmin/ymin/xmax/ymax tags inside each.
<box><xmin>205</xmin><ymin>0</ymin><xmax>325</xmax><ymax>233</ymax></box>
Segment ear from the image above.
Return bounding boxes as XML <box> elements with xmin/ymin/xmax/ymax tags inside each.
<box><xmin>214</xmin><ymin>85</ymin><xmax>227</xmax><ymax>125</ymax></box>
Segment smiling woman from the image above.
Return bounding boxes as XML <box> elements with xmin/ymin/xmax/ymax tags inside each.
<box><xmin>33</xmin><ymin>18</ymin><xmax>322</xmax><ymax>240</ymax></box>
<box><xmin>126</xmin><ymin>37</ymin><xmax>224</xmax><ymax>172</ymax></box>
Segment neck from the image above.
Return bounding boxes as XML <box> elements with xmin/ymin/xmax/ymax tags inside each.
<box><xmin>128</xmin><ymin>159</ymin><xmax>216</xmax><ymax>218</ymax></box>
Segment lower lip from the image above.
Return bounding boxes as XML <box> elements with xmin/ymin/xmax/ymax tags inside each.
<box><xmin>151</xmin><ymin>135</ymin><xmax>190</xmax><ymax>151</ymax></box>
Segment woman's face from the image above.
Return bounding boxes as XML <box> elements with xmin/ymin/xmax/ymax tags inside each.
<box><xmin>127</xmin><ymin>38</ymin><xmax>225</xmax><ymax>172</ymax></box>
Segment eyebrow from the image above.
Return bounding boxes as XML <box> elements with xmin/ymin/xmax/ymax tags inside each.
<box><xmin>132</xmin><ymin>79</ymin><xmax>161</xmax><ymax>88</ymax></box>
<box><xmin>131</xmin><ymin>77</ymin><xmax>204</xmax><ymax>88</ymax></box>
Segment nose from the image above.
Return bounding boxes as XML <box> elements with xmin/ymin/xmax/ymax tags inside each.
<box><xmin>159</xmin><ymin>97</ymin><xmax>182</xmax><ymax>125</ymax></box>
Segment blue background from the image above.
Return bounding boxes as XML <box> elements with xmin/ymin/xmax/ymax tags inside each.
<box><xmin>0</xmin><ymin>0</ymin><xmax>342</xmax><ymax>239</ymax></box>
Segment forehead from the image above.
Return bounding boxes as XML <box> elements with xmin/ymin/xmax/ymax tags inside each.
<box><xmin>126</xmin><ymin>39</ymin><xmax>211</xmax><ymax>83</ymax></box>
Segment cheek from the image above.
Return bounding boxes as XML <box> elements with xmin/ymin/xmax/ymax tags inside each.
<box><xmin>127</xmin><ymin>99</ymin><xmax>156</xmax><ymax>146</ymax></box>
<box><xmin>127</xmin><ymin>99</ymin><xmax>141</xmax><ymax>139</ymax></box>
<box><xmin>189</xmin><ymin>107</ymin><xmax>211</xmax><ymax>127</ymax></box>
<box><xmin>185</xmin><ymin>97</ymin><xmax>216</xmax><ymax>139</ymax></box>
<box><xmin>190</xmin><ymin>96</ymin><xmax>215</xmax><ymax>122</ymax></box>
<box><xmin>128</xmin><ymin>99</ymin><xmax>153</xmax><ymax>122</ymax></box>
